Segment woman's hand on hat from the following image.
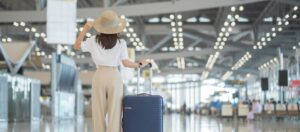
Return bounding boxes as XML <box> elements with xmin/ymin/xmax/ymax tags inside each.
<box><xmin>84</xmin><ymin>21</ymin><xmax>94</xmax><ymax>30</ymax></box>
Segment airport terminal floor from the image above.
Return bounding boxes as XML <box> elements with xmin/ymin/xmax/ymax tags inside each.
<box><xmin>2</xmin><ymin>0</ymin><xmax>300</xmax><ymax>132</ymax></box>
<box><xmin>1</xmin><ymin>114</ymin><xmax>300</xmax><ymax>132</ymax></box>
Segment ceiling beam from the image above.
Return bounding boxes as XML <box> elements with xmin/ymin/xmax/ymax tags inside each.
<box><xmin>160</xmin><ymin>63</ymin><xmax>257</xmax><ymax>75</ymax></box>
<box><xmin>112</xmin><ymin>0</ymin><xmax>127</xmax><ymax>6</ymax></box>
<box><xmin>253</xmin><ymin>1</ymin><xmax>277</xmax><ymax>28</ymax></box>
<box><xmin>230</xmin><ymin>30</ymin><xmax>252</xmax><ymax>42</ymax></box>
<box><xmin>187</xmin><ymin>30</ymin><xmax>295</xmax><ymax>57</ymax></box>
<box><xmin>138</xmin><ymin>46</ymin><xmax>239</xmax><ymax>60</ymax></box>
<box><xmin>274</xmin><ymin>0</ymin><xmax>300</xmax><ymax>6</ymax></box>
<box><xmin>0</xmin><ymin>0</ymin><xmax>266</xmax><ymax>23</ymax></box>
<box><xmin>189</xmin><ymin>57</ymin><xmax>258</xmax><ymax>74</ymax></box>
<box><xmin>146</xmin><ymin>33</ymin><xmax>172</xmax><ymax>54</ymax></box>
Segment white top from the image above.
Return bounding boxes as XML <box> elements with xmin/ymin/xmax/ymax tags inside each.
<box><xmin>81</xmin><ymin>36</ymin><xmax>129</xmax><ymax>67</ymax></box>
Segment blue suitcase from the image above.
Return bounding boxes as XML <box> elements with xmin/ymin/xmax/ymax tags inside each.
<box><xmin>122</xmin><ymin>64</ymin><xmax>163</xmax><ymax>132</ymax></box>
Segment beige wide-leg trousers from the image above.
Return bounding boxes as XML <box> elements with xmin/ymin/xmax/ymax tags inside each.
<box><xmin>92</xmin><ymin>66</ymin><xmax>123</xmax><ymax>132</ymax></box>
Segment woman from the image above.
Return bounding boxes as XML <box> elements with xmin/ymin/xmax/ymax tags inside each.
<box><xmin>74</xmin><ymin>10</ymin><xmax>148</xmax><ymax>132</ymax></box>
<box><xmin>247</xmin><ymin>99</ymin><xmax>262</xmax><ymax>121</ymax></box>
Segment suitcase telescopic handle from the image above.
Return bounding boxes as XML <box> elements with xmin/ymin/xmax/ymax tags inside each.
<box><xmin>137</xmin><ymin>63</ymin><xmax>152</xmax><ymax>95</ymax></box>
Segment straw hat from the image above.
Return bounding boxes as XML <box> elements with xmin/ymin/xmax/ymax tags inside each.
<box><xmin>93</xmin><ymin>10</ymin><xmax>126</xmax><ymax>34</ymax></box>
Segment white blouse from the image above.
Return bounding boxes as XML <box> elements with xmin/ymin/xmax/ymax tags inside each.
<box><xmin>81</xmin><ymin>36</ymin><xmax>129</xmax><ymax>67</ymax></box>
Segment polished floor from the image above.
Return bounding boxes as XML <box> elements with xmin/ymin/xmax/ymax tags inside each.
<box><xmin>1</xmin><ymin>114</ymin><xmax>300</xmax><ymax>132</ymax></box>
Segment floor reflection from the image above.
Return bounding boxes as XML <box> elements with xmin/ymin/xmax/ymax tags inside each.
<box><xmin>1</xmin><ymin>114</ymin><xmax>300</xmax><ymax>132</ymax></box>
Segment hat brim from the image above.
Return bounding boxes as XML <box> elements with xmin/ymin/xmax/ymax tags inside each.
<box><xmin>93</xmin><ymin>17</ymin><xmax>126</xmax><ymax>34</ymax></box>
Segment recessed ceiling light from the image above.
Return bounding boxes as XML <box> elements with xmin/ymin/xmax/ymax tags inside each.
<box><xmin>7</xmin><ymin>37</ymin><xmax>12</xmax><ymax>42</ymax></box>
<box><xmin>231</xmin><ymin>21</ymin><xmax>236</xmax><ymax>26</ymax></box>
<box><xmin>130</xmin><ymin>38</ymin><xmax>134</xmax><ymax>42</ymax></box>
<box><xmin>177</xmin><ymin>21</ymin><xmax>183</xmax><ymax>26</ymax></box>
<box><xmin>292</xmin><ymin>14</ymin><xmax>297</xmax><ymax>19</ymax></box>
<box><xmin>253</xmin><ymin>45</ymin><xmax>257</xmax><ymax>49</ymax></box>
<box><xmin>172</xmin><ymin>33</ymin><xmax>177</xmax><ymax>37</ymax></box>
<box><xmin>234</xmin><ymin>14</ymin><xmax>240</xmax><ymax>19</ymax></box>
<box><xmin>132</xmin><ymin>33</ymin><xmax>137</xmax><ymax>37</ymax></box>
<box><xmin>20</xmin><ymin>22</ymin><xmax>26</xmax><ymax>26</ymax></box>
<box><xmin>231</xmin><ymin>6</ymin><xmax>236</xmax><ymax>12</ymax></box>
<box><xmin>170</xmin><ymin>14</ymin><xmax>175</xmax><ymax>19</ymax></box>
<box><xmin>13</xmin><ymin>22</ymin><xmax>19</xmax><ymax>27</ymax></box>
<box><xmin>128</xmin><ymin>28</ymin><xmax>134</xmax><ymax>32</ymax></box>
<box><xmin>133</xmin><ymin>42</ymin><xmax>137</xmax><ymax>46</ymax></box>
<box><xmin>25</xmin><ymin>28</ymin><xmax>30</xmax><ymax>32</ymax></box>
<box><xmin>178</xmin><ymin>33</ymin><xmax>183</xmax><ymax>37</ymax></box>
<box><xmin>284</xmin><ymin>21</ymin><xmax>289</xmax><ymax>26</ymax></box>
<box><xmin>178</xmin><ymin>28</ymin><xmax>183</xmax><ymax>32</ymax></box>
<box><xmin>171</xmin><ymin>22</ymin><xmax>176</xmax><ymax>26</ymax></box>
<box><xmin>177</xmin><ymin>14</ymin><xmax>182</xmax><ymax>19</ymax></box>
<box><xmin>239</xmin><ymin>6</ymin><xmax>244</xmax><ymax>11</ymax></box>
<box><xmin>294</xmin><ymin>6</ymin><xmax>298</xmax><ymax>11</ymax></box>
<box><xmin>221</xmin><ymin>27</ymin><xmax>226</xmax><ymax>32</ymax></box>
<box><xmin>135</xmin><ymin>38</ymin><xmax>140</xmax><ymax>42</ymax></box>
<box><xmin>224</xmin><ymin>21</ymin><xmax>229</xmax><ymax>26</ymax></box>
<box><xmin>31</xmin><ymin>27</ymin><xmax>36</xmax><ymax>32</ymax></box>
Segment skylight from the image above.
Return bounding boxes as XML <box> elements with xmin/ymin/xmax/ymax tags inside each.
<box><xmin>161</xmin><ymin>47</ymin><xmax>168</xmax><ymax>51</ymax></box>
<box><xmin>199</xmin><ymin>17</ymin><xmax>211</xmax><ymax>23</ymax></box>
<box><xmin>237</xmin><ymin>17</ymin><xmax>249</xmax><ymax>22</ymax></box>
<box><xmin>186</xmin><ymin>17</ymin><xmax>197</xmax><ymax>23</ymax></box>
<box><xmin>148</xmin><ymin>17</ymin><xmax>160</xmax><ymax>23</ymax></box>
<box><xmin>161</xmin><ymin>17</ymin><xmax>171</xmax><ymax>23</ymax></box>
<box><xmin>126</xmin><ymin>18</ymin><xmax>134</xmax><ymax>23</ymax></box>
<box><xmin>263</xmin><ymin>17</ymin><xmax>273</xmax><ymax>22</ymax></box>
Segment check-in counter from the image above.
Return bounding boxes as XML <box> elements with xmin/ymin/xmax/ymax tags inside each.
<box><xmin>221</xmin><ymin>105</ymin><xmax>233</xmax><ymax>118</ymax></box>
<box><xmin>0</xmin><ymin>74</ymin><xmax>41</xmax><ymax>122</ymax></box>
<box><xmin>237</xmin><ymin>105</ymin><xmax>249</xmax><ymax>118</ymax></box>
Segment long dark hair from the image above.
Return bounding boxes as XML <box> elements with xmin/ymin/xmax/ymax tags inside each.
<box><xmin>95</xmin><ymin>33</ymin><xmax>120</xmax><ymax>49</ymax></box>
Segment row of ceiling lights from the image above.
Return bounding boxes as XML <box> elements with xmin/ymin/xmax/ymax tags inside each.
<box><xmin>222</xmin><ymin>52</ymin><xmax>252</xmax><ymax>80</ymax></box>
<box><xmin>13</xmin><ymin>21</ymin><xmax>57</xmax><ymax>70</ymax></box>
<box><xmin>121</xmin><ymin>16</ymin><xmax>146</xmax><ymax>51</ymax></box>
<box><xmin>170</xmin><ymin>14</ymin><xmax>184</xmax><ymax>50</ymax></box>
<box><xmin>222</xmin><ymin>5</ymin><xmax>298</xmax><ymax>80</ymax></box>
<box><xmin>42</xmin><ymin>63</ymin><xmax>50</xmax><ymax>70</ymax></box>
<box><xmin>253</xmin><ymin>6</ymin><xmax>298</xmax><ymax>50</ymax></box>
<box><xmin>214</xmin><ymin>6</ymin><xmax>244</xmax><ymax>50</ymax></box>
<box><xmin>292</xmin><ymin>42</ymin><xmax>300</xmax><ymax>50</ymax></box>
<box><xmin>176</xmin><ymin>57</ymin><xmax>185</xmax><ymax>69</ymax></box>
<box><xmin>161</xmin><ymin>46</ymin><xmax>201</xmax><ymax>52</ymax></box>
<box><xmin>170</xmin><ymin>14</ymin><xmax>186</xmax><ymax>69</ymax></box>
<box><xmin>205</xmin><ymin>52</ymin><xmax>220</xmax><ymax>70</ymax></box>
<box><xmin>1</xmin><ymin>37</ymin><xmax>12</xmax><ymax>43</ymax></box>
<box><xmin>201</xmin><ymin>51</ymin><xmax>220</xmax><ymax>79</ymax></box>
<box><xmin>13</xmin><ymin>21</ymin><xmax>54</xmax><ymax>70</ymax></box>
<box><xmin>12</xmin><ymin>22</ymin><xmax>88</xmax><ymax>70</ymax></box>
<box><xmin>148</xmin><ymin>16</ymin><xmax>211</xmax><ymax>23</ymax></box>
<box><xmin>201</xmin><ymin>5</ymin><xmax>244</xmax><ymax>79</ymax></box>
<box><xmin>13</xmin><ymin>22</ymin><xmax>47</xmax><ymax>42</ymax></box>
<box><xmin>171</xmin><ymin>61</ymin><xmax>199</xmax><ymax>67</ymax></box>
<box><xmin>231</xmin><ymin>52</ymin><xmax>252</xmax><ymax>70</ymax></box>
<box><xmin>258</xmin><ymin>57</ymin><xmax>278</xmax><ymax>70</ymax></box>
<box><xmin>221</xmin><ymin>71</ymin><xmax>233</xmax><ymax>81</ymax></box>
<box><xmin>147</xmin><ymin>15</ymin><xmax>251</xmax><ymax>24</ymax></box>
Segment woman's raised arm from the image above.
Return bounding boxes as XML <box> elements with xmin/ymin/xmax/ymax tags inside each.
<box><xmin>73</xmin><ymin>21</ymin><xmax>94</xmax><ymax>50</ymax></box>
